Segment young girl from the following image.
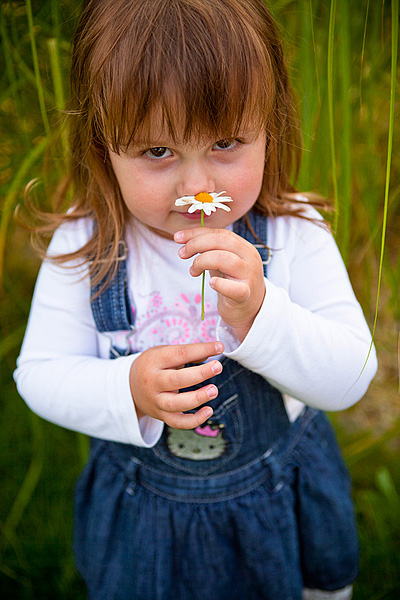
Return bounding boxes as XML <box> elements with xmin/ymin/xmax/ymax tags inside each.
<box><xmin>15</xmin><ymin>1</ymin><xmax>377</xmax><ymax>599</ymax></box>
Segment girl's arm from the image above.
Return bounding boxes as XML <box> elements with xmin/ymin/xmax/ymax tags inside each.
<box><xmin>14</xmin><ymin>220</ymin><xmax>164</xmax><ymax>446</ymax></box>
<box><xmin>176</xmin><ymin>209</ymin><xmax>377</xmax><ymax>411</ymax></box>
<box><xmin>15</xmin><ymin>220</ymin><xmax>224</xmax><ymax>442</ymax></box>
<box><xmin>217</xmin><ymin>213</ymin><xmax>378</xmax><ymax>410</ymax></box>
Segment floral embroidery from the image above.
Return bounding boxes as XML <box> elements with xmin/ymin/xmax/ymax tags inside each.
<box><xmin>113</xmin><ymin>291</ymin><xmax>219</xmax><ymax>352</ymax></box>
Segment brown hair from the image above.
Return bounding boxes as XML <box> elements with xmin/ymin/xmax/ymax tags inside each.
<box><xmin>24</xmin><ymin>0</ymin><xmax>327</xmax><ymax>286</ymax></box>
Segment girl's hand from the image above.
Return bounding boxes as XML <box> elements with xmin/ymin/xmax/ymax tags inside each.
<box><xmin>129</xmin><ymin>341</ymin><xmax>224</xmax><ymax>429</ymax></box>
<box><xmin>175</xmin><ymin>228</ymin><xmax>266</xmax><ymax>341</ymax></box>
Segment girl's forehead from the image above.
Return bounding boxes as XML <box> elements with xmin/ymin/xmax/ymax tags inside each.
<box><xmin>123</xmin><ymin>102</ymin><xmax>264</xmax><ymax>148</ymax></box>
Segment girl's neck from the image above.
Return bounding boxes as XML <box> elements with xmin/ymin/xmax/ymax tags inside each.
<box><xmin>129</xmin><ymin>215</ymin><xmax>175</xmax><ymax>242</ymax></box>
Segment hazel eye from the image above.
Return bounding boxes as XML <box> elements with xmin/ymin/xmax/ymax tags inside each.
<box><xmin>145</xmin><ymin>147</ymin><xmax>172</xmax><ymax>159</ymax></box>
<box><xmin>213</xmin><ymin>139</ymin><xmax>238</xmax><ymax>151</ymax></box>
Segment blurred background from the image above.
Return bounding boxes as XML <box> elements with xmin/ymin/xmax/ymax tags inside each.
<box><xmin>0</xmin><ymin>0</ymin><xmax>399</xmax><ymax>598</ymax></box>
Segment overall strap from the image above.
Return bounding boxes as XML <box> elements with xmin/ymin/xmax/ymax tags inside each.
<box><xmin>90</xmin><ymin>211</ymin><xmax>271</xmax><ymax>334</ymax></box>
<box><xmin>233</xmin><ymin>210</ymin><xmax>272</xmax><ymax>277</ymax></box>
<box><xmin>90</xmin><ymin>240</ymin><xmax>134</xmax><ymax>333</ymax></box>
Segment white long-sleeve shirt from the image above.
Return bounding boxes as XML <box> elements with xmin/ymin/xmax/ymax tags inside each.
<box><xmin>14</xmin><ymin>212</ymin><xmax>377</xmax><ymax>447</ymax></box>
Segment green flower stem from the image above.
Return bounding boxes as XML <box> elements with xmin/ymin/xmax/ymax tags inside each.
<box><xmin>201</xmin><ymin>209</ymin><xmax>205</xmax><ymax>320</ymax></box>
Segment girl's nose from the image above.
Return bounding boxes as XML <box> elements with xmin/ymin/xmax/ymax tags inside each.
<box><xmin>176</xmin><ymin>160</ymin><xmax>215</xmax><ymax>198</ymax></box>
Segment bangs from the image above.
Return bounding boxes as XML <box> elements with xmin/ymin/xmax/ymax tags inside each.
<box><xmin>74</xmin><ymin>0</ymin><xmax>276</xmax><ymax>150</ymax></box>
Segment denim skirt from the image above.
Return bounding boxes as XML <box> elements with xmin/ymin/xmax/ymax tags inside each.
<box><xmin>73</xmin><ymin>408</ymin><xmax>359</xmax><ymax>600</ymax></box>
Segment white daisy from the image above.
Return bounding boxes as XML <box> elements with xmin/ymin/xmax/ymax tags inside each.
<box><xmin>175</xmin><ymin>191</ymin><xmax>232</xmax><ymax>216</ymax></box>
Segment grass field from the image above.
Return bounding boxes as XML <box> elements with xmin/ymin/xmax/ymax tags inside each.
<box><xmin>0</xmin><ymin>0</ymin><xmax>399</xmax><ymax>598</ymax></box>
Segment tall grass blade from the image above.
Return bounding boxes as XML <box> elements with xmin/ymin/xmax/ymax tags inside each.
<box><xmin>9</xmin><ymin>46</ymin><xmax>54</xmax><ymax>105</ymax></box>
<box><xmin>0</xmin><ymin>136</ymin><xmax>48</xmax><ymax>291</ymax></box>
<box><xmin>50</xmin><ymin>0</ymin><xmax>60</xmax><ymax>39</ymax></box>
<box><xmin>47</xmin><ymin>38</ymin><xmax>65</xmax><ymax>110</ymax></box>
<box><xmin>368</xmin><ymin>0</ymin><xmax>398</xmax><ymax>358</ymax></box>
<box><xmin>297</xmin><ymin>0</ymin><xmax>312</xmax><ymax>190</ymax></box>
<box><xmin>309</xmin><ymin>0</ymin><xmax>320</xmax><ymax>104</ymax></box>
<box><xmin>0</xmin><ymin>413</ymin><xmax>45</xmax><ymax>557</ymax></box>
<box><xmin>0</xmin><ymin>326</ymin><xmax>28</xmax><ymax>361</ymax></box>
<box><xmin>6</xmin><ymin>0</ymin><xmax>19</xmax><ymax>50</ymax></box>
<box><xmin>338</xmin><ymin>0</ymin><xmax>351</xmax><ymax>262</ymax></box>
<box><xmin>297</xmin><ymin>0</ymin><xmax>318</xmax><ymax>192</ymax></box>
<box><xmin>359</xmin><ymin>0</ymin><xmax>370</xmax><ymax>111</ymax></box>
<box><xmin>47</xmin><ymin>37</ymin><xmax>69</xmax><ymax>156</ymax></box>
<box><xmin>25</xmin><ymin>0</ymin><xmax>51</xmax><ymax>137</ymax></box>
<box><xmin>375</xmin><ymin>467</ymin><xmax>400</xmax><ymax>513</ymax></box>
<box><xmin>1</xmin><ymin>5</ymin><xmax>19</xmax><ymax>116</ymax></box>
<box><xmin>327</xmin><ymin>0</ymin><xmax>339</xmax><ymax>234</ymax></box>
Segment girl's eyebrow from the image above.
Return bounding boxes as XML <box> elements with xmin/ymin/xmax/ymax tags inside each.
<box><xmin>129</xmin><ymin>140</ymin><xmax>161</xmax><ymax>147</ymax></box>
<box><xmin>129</xmin><ymin>129</ymin><xmax>260</xmax><ymax>150</ymax></box>
<box><xmin>131</xmin><ymin>137</ymin><xmax>174</xmax><ymax>147</ymax></box>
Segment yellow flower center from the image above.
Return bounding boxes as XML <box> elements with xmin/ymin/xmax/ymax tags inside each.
<box><xmin>195</xmin><ymin>192</ymin><xmax>213</xmax><ymax>203</ymax></box>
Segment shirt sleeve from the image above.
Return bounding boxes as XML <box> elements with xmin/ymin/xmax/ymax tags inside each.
<box><xmin>217</xmin><ymin>214</ymin><xmax>377</xmax><ymax>411</ymax></box>
<box><xmin>14</xmin><ymin>221</ymin><xmax>164</xmax><ymax>447</ymax></box>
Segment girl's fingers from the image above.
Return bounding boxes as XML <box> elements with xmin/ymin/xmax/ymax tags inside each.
<box><xmin>209</xmin><ymin>277</ymin><xmax>251</xmax><ymax>303</ymax></box>
<box><xmin>189</xmin><ymin>250</ymin><xmax>246</xmax><ymax>279</ymax></box>
<box><xmin>158</xmin><ymin>360</ymin><xmax>223</xmax><ymax>391</ymax></box>
<box><xmin>175</xmin><ymin>226</ymin><xmax>237</xmax><ymax>245</ymax></box>
<box><xmin>159</xmin><ymin>383</ymin><xmax>219</xmax><ymax>414</ymax></box>
<box><xmin>131</xmin><ymin>344</ymin><xmax>224</xmax><ymax>425</ymax></box>
<box><xmin>177</xmin><ymin>228</ymin><xmax>253</xmax><ymax>261</ymax></box>
<box><xmin>156</xmin><ymin>341</ymin><xmax>224</xmax><ymax>369</ymax></box>
<box><xmin>164</xmin><ymin>405</ymin><xmax>214</xmax><ymax>430</ymax></box>
<box><xmin>174</xmin><ymin>227</ymin><xmax>214</xmax><ymax>243</ymax></box>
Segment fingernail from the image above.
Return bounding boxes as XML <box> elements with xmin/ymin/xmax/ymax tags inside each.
<box><xmin>207</xmin><ymin>386</ymin><xmax>217</xmax><ymax>399</ymax></box>
<box><xmin>212</xmin><ymin>361</ymin><xmax>222</xmax><ymax>374</ymax></box>
<box><xmin>174</xmin><ymin>231</ymin><xmax>184</xmax><ymax>242</ymax></box>
<box><xmin>178</xmin><ymin>246</ymin><xmax>185</xmax><ymax>257</ymax></box>
<box><xmin>215</xmin><ymin>342</ymin><xmax>224</xmax><ymax>353</ymax></box>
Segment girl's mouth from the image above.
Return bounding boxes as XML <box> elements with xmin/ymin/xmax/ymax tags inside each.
<box><xmin>180</xmin><ymin>212</ymin><xmax>211</xmax><ymax>220</ymax></box>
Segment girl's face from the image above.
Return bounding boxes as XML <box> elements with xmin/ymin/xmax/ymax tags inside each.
<box><xmin>109</xmin><ymin>126</ymin><xmax>266</xmax><ymax>239</ymax></box>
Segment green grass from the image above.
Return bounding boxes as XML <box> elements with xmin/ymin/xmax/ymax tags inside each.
<box><xmin>0</xmin><ymin>0</ymin><xmax>399</xmax><ymax>598</ymax></box>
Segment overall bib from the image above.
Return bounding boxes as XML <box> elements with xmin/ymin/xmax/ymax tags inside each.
<box><xmin>73</xmin><ymin>211</ymin><xmax>359</xmax><ymax>600</ymax></box>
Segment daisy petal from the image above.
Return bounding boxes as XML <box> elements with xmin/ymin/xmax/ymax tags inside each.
<box><xmin>213</xmin><ymin>203</ymin><xmax>231</xmax><ymax>212</ymax></box>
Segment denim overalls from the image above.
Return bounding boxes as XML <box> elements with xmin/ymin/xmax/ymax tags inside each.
<box><xmin>73</xmin><ymin>211</ymin><xmax>359</xmax><ymax>600</ymax></box>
